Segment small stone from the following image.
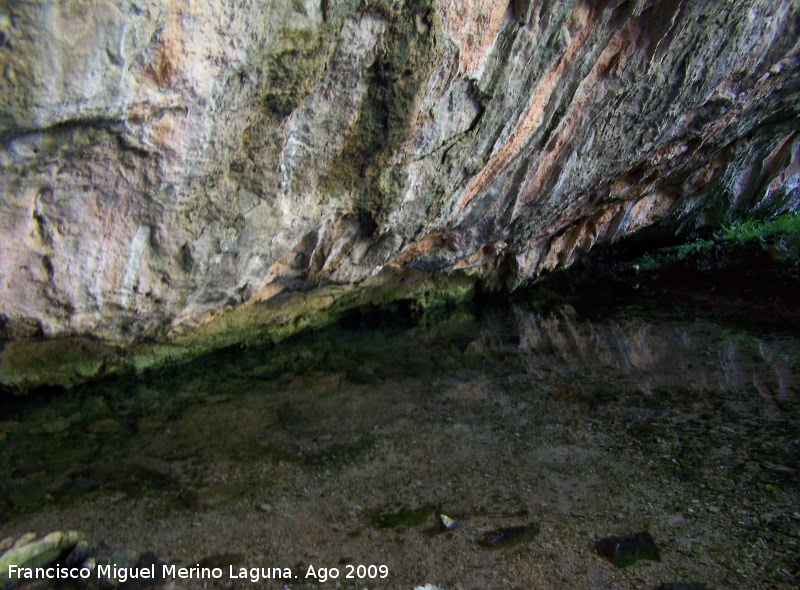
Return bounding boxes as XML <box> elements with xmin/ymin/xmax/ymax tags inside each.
<box><xmin>465</xmin><ymin>339</ymin><xmax>491</xmax><ymax>358</ymax></box>
<box><xmin>62</xmin><ymin>540</ymin><xmax>90</xmax><ymax>567</ymax></box>
<box><xmin>438</xmin><ymin>513</ymin><xmax>458</xmax><ymax>531</ymax></box>
<box><xmin>181</xmin><ymin>483</ymin><xmax>240</xmax><ymax>509</ymax></box>
<box><xmin>0</xmin><ymin>421</ymin><xmax>21</xmax><ymax>432</ymax></box>
<box><xmin>41</xmin><ymin>419</ymin><xmax>71</xmax><ymax>434</ymax></box>
<box><xmin>87</xmin><ymin>418</ymin><xmax>120</xmax><ymax>434</ymax></box>
<box><xmin>137</xmin><ymin>416</ymin><xmax>165</xmax><ymax>431</ymax></box>
<box><xmin>95</xmin><ymin>549</ymin><xmax>140</xmax><ymax>584</ymax></box>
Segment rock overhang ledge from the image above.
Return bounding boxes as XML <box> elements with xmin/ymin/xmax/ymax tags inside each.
<box><xmin>0</xmin><ymin>0</ymin><xmax>798</xmax><ymax>388</ymax></box>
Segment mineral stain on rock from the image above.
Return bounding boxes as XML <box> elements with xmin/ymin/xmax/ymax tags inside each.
<box><xmin>593</xmin><ymin>531</ymin><xmax>662</xmax><ymax>568</ymax></box>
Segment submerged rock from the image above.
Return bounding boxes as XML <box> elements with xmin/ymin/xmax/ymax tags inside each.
<box><xmin>593</xmin><ymin>530</ymin><xmax>661</xmax><ymax>568</ymax></box>
<box><xmin>86</xmin><ymin>418</ymin><xmax>121</xmax><ymax>435</ymax></box>
<box><xmin>0</xmin><ymin>530</ymin><xmax>84</xmax><ymax>586</ymax></box>
<box><xmin>198</xmin><ymin>552</ymin><xmax>245</xmax><ymax>570</ymax></box>
<box><xmin>478</xmin><ymin>523</ymin><xmax>540</xmax><ymax>549</ymax></box>
<box><xmin>0</xmin><ymin>531</ymin><xmax>169</xmax><ymax>590</ymax></box>
<box><xmin>180</xmin><ymin>483</ymin><xmax>241</xmax><ymax>510</ymax></box>
<box><xmin>373</xmin><ymin>506</ymin><xmax>434</xmax><ymax>529</ymax></box>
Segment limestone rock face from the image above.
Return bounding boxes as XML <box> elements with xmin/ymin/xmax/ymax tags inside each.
<box><xmin>1</xmin><ymin>0</ymin><xmax>799</xmax><ymax>345</ymax></box>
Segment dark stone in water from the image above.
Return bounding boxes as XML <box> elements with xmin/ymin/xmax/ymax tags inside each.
<box><xmin>479</xmin><ymin>523</ymin><xmax>540</xmax><ymax>548</ymax></box>
<box><xmin>593</xmin><ymin>530</ymin><xmax>661</xmax><ymax>567</ymax></box>
<box><xmin>373</xmin><ymin>505</ymin><xmax>433</xmax><ymax>529</ymax></box>
<box><xmin>58</xmin><ymin>476</ymin><xmax>102</xmax><ymax>497</ymax></box>
<box><xmin>199</xmin><ymin>552</ymin><xmax>245</xmax><ymax>569</ymax></box>
<box><xmin>276</xmin><ymin>401</ymin><xmax>303</xmax><ymax>429</ymax></box>
<box><xmin>90</xmin><ymin>547</ymin><xmax>167</xmax><ymax>589</ymax></box>
<box><xmin>129</xmin><ymin>551</ymin><xmax>167</xmax><ymax>589</ymax></box>
<box><xmin>62</xmin><ymin>540</ymin><xmax>90</xmax><ymax>568</ymax></box>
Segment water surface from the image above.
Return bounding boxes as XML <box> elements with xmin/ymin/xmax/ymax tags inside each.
<box><xmin>1</xmin><ymin>296</ymin><xmax>799</xmax><ymax>589</ymax></box>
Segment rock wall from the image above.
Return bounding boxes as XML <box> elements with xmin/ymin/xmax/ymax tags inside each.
<box><xmin>1</xmin><ymin>0</ymin><xmax>799</xmax><ymax>370</ymax></box>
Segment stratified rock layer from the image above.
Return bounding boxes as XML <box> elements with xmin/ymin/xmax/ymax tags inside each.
<box><xmin>1</xmin><ymin>0</ymin><xmax>799</xmax><ymax>385</ymax></box>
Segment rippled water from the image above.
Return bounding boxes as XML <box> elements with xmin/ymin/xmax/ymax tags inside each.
<box><xmin>1</xmin><ymin>295</ymin><xmax>799</xmax><ymax>589</ymax></box>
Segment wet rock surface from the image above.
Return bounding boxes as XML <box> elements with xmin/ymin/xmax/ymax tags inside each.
<box><xmin>1</xmin><ymin>294</ymin><xmax>799</xmax><ymax>588</ymax></box>
<box><xmin>0</xmin><ymin>530</ymin><xmax>169</xmax><ymax>590</ymax></box>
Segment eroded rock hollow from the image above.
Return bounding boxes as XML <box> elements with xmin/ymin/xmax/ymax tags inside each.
<box><xmin>1</xmin><ymin>0</ymin><xmax>799</xmax><ymax>387</ymax></box>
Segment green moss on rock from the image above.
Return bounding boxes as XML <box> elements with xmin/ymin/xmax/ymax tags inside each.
<box><xmin>0</xmin><ymin>269</ymin><xmax>475</xmax><ymax>392</ymax></box>
<box><xmin>0</xmin><ymin>338</ymin><xmax>117</xmax><ymax>391</ymax></box>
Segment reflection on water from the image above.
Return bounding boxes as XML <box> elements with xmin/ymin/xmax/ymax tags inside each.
<box><xmin>517</xmin><ymin>304</ymin><xmax>799</xmax><ymax>408</ymax></box>
<box><xmin>1</xmin><ymin>298</ymin><xmax>799</xmax><ymax>589</ymax></box>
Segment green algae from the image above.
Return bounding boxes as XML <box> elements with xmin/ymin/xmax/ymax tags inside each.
<box><xmin>0</xmin><ymin>269</ymin><xmax>475</xmax><ymax>392</ymax></box>
<box><xmin>374</xmin><ymin>505</ymin><xmax>434</xmax><ymax>529</ymax></box>
<box><xmin>0</xmin><ymin>338</ymin><xmax>116</xmax><ymax>391</ymax></box>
